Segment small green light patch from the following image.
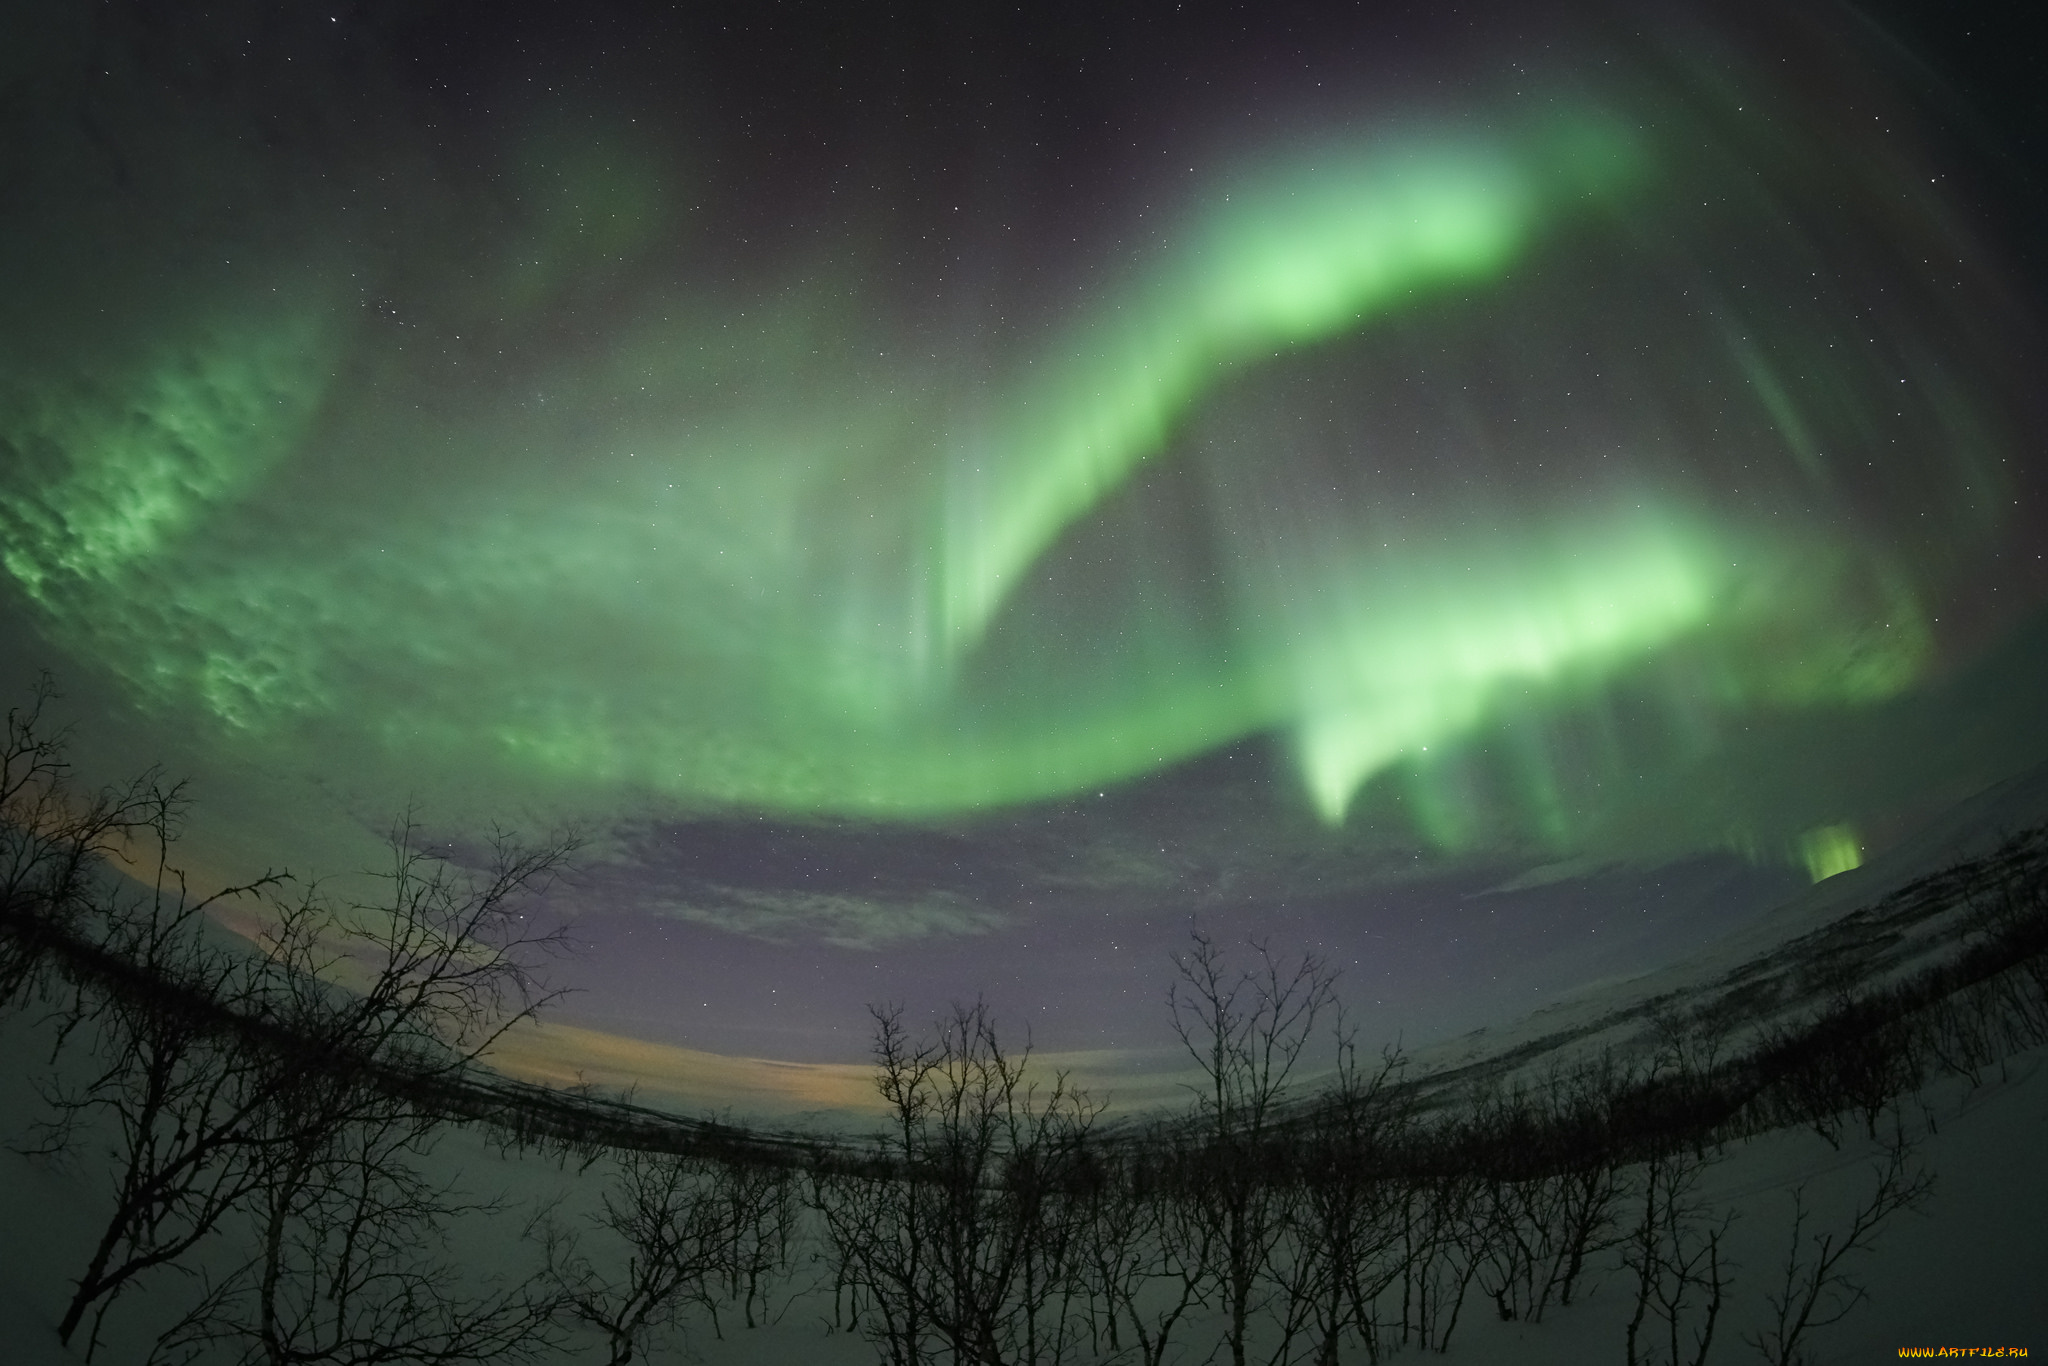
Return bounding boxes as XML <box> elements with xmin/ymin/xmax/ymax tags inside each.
<box><xmin>1797</xmin><ymin>824</ymin><xmax>1863</xmax><ymax>882</ymax></box>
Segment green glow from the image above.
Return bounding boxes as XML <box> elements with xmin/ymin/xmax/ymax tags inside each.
<box><xmin>1285</xmin><ymin>513</ymin><xmax>1722</xmax><ymax>822</ymax></box>
<box><xmin>939</xmin><ymin>121</ymin><xmax>1641</xmax><ymax>656</ymax></box>
<box><xmin>1798</xmin><ymin>824</ymin><xmax>1863</xmax><ymax>882</ymax></box>
<box><xmin>0</xmin><ymin>320</ymin><xmax>329</xmax><ymax>601</ymax></box>
<box><xmin>0</xmin><ymin>98</ymin><xmax>2013</xmax><ymax>859</ymax></box>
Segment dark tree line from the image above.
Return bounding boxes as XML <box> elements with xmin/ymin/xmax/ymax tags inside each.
<box><xmin>790</xmin><ymin>830</ymin><xmax>2048</xmax><ymax>1366</ymax></box>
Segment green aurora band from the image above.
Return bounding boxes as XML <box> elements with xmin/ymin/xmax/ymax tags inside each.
<box><xmin>0</xmin><ymin>82</ymin><xmax>2023</xmax><ymax>859</ymax></box>
<box><xmin>936</xmin><ymin>123</ymin><xmax>1625</xmax><ymax>656</ymax></box>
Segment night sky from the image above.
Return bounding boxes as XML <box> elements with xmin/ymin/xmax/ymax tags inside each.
<box><xmin>5</xmin><ymin>0</ymin><xmax>2047</xmax><ymax>1115</ymax></box>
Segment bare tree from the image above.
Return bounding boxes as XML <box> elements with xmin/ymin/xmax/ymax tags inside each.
<box><xmin>156</xmin><ymin>1101</ymin><xmax>561</xmax><ymax>1366</ymax></box>
<box><xmin>1536</xmin><ymin>1058</ymin><xmax>1627</xmax><ymax>1315</ymax></box>
<box><xmin>546</xmin><ymin>1148</ymin><xmax>741</xmax><ymax>1365</ymax></box>
<box><xmin>39</xmin><ymin>814</ymin><xmax>573</xmax><ymax>1359</ymax></box>
<box><xmin>153</xmin><ymin>821</ymin><xmax>576</xmax><ymax>1365</ymax></box>
<box><xmin>710</xmin><ymin>1157</ymin><xmax>802</xmax><ymax>1334</ymax></box>
<box><xmin>1468</xmin><ymin>1084</ymin><xmax>1553</xmax><ymax>1328</ymax></box>
<box><xmin>1393</xmin><ymin>1168</ymin><xmax>1481</xmax><ymax>1354</ymax></box>
<box><xmin>817</xmin><ymin>1000</ymin><xmax>1098</xmax><ymax>1366</ymax></box>
<box><xmin>1071</xmin><ymin>1136</ymin><xmax>1214</xmax><ymax>1366</ymax></box>
<box><xmin>1467</xmin><ymin>1059</ymin><xmax>1629</xmax><ymax>1330</ymax></box>
<box><xmin>1746</xmin><ymin>1124</ymin><xmax>1933</xmax><ymax>1366</ymax></box>
<box><xmin>32</xmin><ymin>797</ymin><xmax>282</xmax><ymax>1358</ymax></box>
<box><xmin>813</xmin><ymin>1005</ymin><xmax>942</xmax><ymax>1364</ymax></box>
<box><xmin>260</xmin><ymin>818</ymin><xmax>576</xmax><ymax>1083</ymax></box>
<box><xmin>0</xmin><ymin>676</ymin><xmax>157</xmax><ymax>1010</ymax></box>
<box><xmin>1265</xmin><ymin>1024</ymin><xmax>1414</xmax><ymax>1366</ymax></box>
<box><xmin>1167</xmin><ymin>929</ymin><xmax>1336</xmax><ymax>1366</ymax></box>
<box><xmin>1621</xmin><ymin>1144</ymin><xmax>1731</xmax><ymax>1366</ymax></box>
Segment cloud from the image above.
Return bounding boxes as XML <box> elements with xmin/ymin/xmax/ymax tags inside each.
<box><xmin>657</xmin><ymin>886</ymin><xmax>1008</xmax><ymax>950</ymax></box>
<box><xmin>484</xmin><ymin>1020</ymin><xmax>881</xmax><ymax>1118</ymax></box>
<box><xmin>482</xmin><ymin>1020</ymin><xmax>1185</xmax><ymax>1122</ymax></box>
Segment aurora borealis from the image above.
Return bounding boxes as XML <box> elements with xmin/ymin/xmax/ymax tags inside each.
<box><xmin>4</xmin><ymin>0</ymin><xmax>2047</xmax><ymax>1105</ymax></box>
